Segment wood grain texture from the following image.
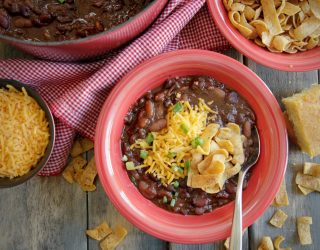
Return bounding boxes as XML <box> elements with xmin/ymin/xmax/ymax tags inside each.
<box><xmin>0</xmin><ymin>177</ymin><xmax>87</xmax><ymax>250</ymax></box>
<box><xmin>246</xmin><ymin>60</ymin><xmax>320</xmax><ymax>249</ymax></box>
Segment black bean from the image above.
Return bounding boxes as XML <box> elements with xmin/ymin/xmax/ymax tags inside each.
<box><xmin>39</xmin><ymin>13</ymin><xmax>53</xmax><ymax>24</ymax></box>
<box><xmin>145</xmin><ymin>91</ymin><xmax>153</xmax><ymax>100</ymax></box>
<box><xmin>164</xmin><ymin>99</ymin><xmax>172</xmax><ymax>108</ymax></box>
<box><xmin>124</xmin><ymin>113</ymin><xmax>133</xmax><ymax>125</ymax></box>
<box><xmin>164</xmin><ymin>79</ymin><xmax>174</xmax><ymax>89</ymax></box>
<box><xmin>20</xmin><ymin>5</ymin><xmax>31</xmax><ymax>17</ymax></box>
<box><xmin>226</xmin><ymin>91</ymin><xmax>239</xmax><ymax>104</ymax></box>
<box><xmin>138</xmin><ymin>97</ymin><xmax>145</xmax><ymax>106</ymax></box>
<box><xmin>129</xmin><ymin>134</ymin><xmax>137</xmax><ymax>145</ymax></box>
<box><xmin>138</xmin><ymin>128</ymin><xmax>146</xmax><ymax>139</ymax></box>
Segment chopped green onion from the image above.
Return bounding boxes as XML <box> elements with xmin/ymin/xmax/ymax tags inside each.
<box><xmin>180</xmin><ymin>123</ymin><xmax>189</xmax><ymax>134</ymax></box>
<box><xmin>130</xmin><ymin>176</ymin><xmax>137</xmax><ymax>186</ymax></box>
<box><xmin>140</xmin><ymin>150</ymin><xmax>148</xmax><ymax>159</ymax></box>
<box><xmin>122</xmin><ymin>155</ymin><xmax>128</xmax><ymax>162</ymax></box>
<box><xmin>173</xmin><ymin>181</ymin><xmax>179</xmax><ymax>188</ymax></box>
<box><xmin>57</xmin><ymin>0</ymin><xmax>65</xmax><ymax>3</ymax></box>
<box><xmin>191</xmin><ymin>136</ymin><xmax>204</xmax><ymax>148</ymax></box>
<box><xmin>125</xmin><ymin>161</ymin><xmax>135</xmax><ymax>170</ymax></box>
<box><xmin>170</xmin><ymin>198</ymin><xmax>176</xmax><ymax>207</ymax></box>
<box><xmin>163</xmin><ymin>196</ymin><xmax>168</xmax><ymax>204</ymax></box>
<box><xmin>173</xmin><ymin>102</ymin><xmax>183</xmax><ymax>113</ymax></box>
<box><xmin>145</xmin><ymin>133</ymin><xmax>154</xmax><ymax>145</ymax></box>
<box><xmin>172</xmin><ymin>165</ymin><xmax>183</xmax><ymax>173</ymax></box>
<box><xmin>184</xmin><ymin>160</ymin><xmax>191</xmax><ymax>169</ymax></box>
<box><xmin>168</xmin><ymin>151</ymin><xmax>177</xmax><ymax>159</ymax></box>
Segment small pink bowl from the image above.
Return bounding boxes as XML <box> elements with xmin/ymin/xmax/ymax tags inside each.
<box><xmin>207</xmin><ymin>1</ymin><xmax>320</xmax><ymax>72</ymax></box>
<box><xmin>95</xmin><ymin>50</ymin><xmax>288</xmax><ymax>243</ymax></box>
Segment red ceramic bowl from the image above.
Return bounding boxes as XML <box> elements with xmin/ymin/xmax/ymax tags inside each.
<box><xmin>207</xmin><ymin>0</ymin><xmax>320</xmax><ymax>72</ymax></box>
<box><xmin>95</xmin><ymin>50</ymin><xmax>288</xmax><ymax>243</ymax></box>
<box><xmin>0</xmin><ymin>0</ymin><xmax>167</xmax><ymax>62</ymax></box>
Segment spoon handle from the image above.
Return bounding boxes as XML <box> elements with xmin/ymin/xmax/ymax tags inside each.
<box><xmin>230</xmin><ymin>170</ymin><xmax>246</xmax><ymax>250</ymax></box>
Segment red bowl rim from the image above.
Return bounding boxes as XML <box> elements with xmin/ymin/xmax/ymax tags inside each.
<box><xmin>95</xmin><ymin>49</ymin><xmax>288</xmax><ymax>243</ymax></box>
<box><xmin>207</xmin><ymin>0</ymin><xmax>320</xmax><ymax>72</ymax></box>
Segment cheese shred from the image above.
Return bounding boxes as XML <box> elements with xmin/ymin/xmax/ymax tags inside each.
<box><xmin>0</xmin><ymin>85</ymin><xmax>50</xmax><ymax>178</ymax></box>
<box><xmin>132</xmin><ymin>99</ymin><xmax>215</xmax><ymax>185</ymax></box>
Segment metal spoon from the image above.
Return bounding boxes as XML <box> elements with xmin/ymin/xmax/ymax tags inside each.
<box><xmin>230</xmin><ymin>126</ymin><xmax>260</xmax><ymax>250</ymax></box>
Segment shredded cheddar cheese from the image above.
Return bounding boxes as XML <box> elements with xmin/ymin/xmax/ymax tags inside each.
<box><xmin>132</xmin><ymin>99</ymin><xmax>215</xmax><ymax>185</ymax></box>
<box><xmin>0</xmin><ymin>85</ymin><xmax>50</xmax><ymax>178</ymax></box>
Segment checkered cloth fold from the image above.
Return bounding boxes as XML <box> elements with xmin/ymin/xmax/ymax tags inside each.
<box><xmin>0</xmin><ymin>0</ymin><xmax>229</xmax><ymax>176</ymax></box>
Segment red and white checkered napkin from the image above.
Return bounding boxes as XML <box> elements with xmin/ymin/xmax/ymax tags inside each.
<box><xmin>0</xmin><ymin>0</ymin><xmax>229</xmax><ymax>176</ymax></box>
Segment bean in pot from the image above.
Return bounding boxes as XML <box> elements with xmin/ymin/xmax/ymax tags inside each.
<box><xmin>149</xmin><ymin>119</ymin><xmax>167</xmax><ymax>132</ymax></box>
<box><xmin>137</xmin><ymin>111</ymin><xmax>150</xmax><ymax>128</ymax></box>
<box><xmin>145</xmin><ymin>100</ymin><xmax>154</xmax><ymax>118</ymax></box>
<box><xmin>243</xmin><ymin>120</ymin><xmax>252</xmax><ymax>138</ymax></box>
<box><xmin>138</xmin><ymin>180</ymin><xmax>157</xmax><ymax>199</ymax></box>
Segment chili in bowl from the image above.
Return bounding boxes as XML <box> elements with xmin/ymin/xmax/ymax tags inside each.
<box><xmin>95</xmin><ymin>50</ymin><xmax>288</xmax><ymax>243</ymax></box>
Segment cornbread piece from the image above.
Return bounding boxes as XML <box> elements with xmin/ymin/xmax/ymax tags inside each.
<box><xmin>282</xmin><ymin>85</ymin><xmax>320</xmax><ymax>158</ymax></box>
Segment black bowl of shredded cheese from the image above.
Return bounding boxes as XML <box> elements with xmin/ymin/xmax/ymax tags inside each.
<box><xmin>0</xmin><ymin>79</ymin><xmax>55</xmax><ymax>188</ymax></box>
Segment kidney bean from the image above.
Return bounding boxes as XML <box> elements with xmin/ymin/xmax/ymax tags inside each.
<box><xmin>129</xmin><ymin>134</ymin><xmax>137</xmax><ymax>145</ymax></box>
<box><xmin>195</xmin><ymin>207</ymin><xmax>205</xmax><ymax>215</ymax></box>
<box><xmin>154</xmin><ymin>91</ymin><xmax>165</xmax><ymax>102</ymax></box>
<box><xmin>212</xmin><ymin>87</ymin><xmax>226</xmax><ymax>99</ymax></box>
<box><xmin>138</xmin><ymin>181</ymin><xmax>157</xmax><ymax>199</ymax></box>
<box><xmin>225</xmin><ymin>181</ymin><xmax>237</xmax><ymax>194</ymax></box>
<box><xmin>19</xmin><ymin>5</ymin><xmax>31</xmax><ymax>17</ymax></box>
<box><xmin>149</xmin><ymin>119</ymin><xmax>167</xmax><ymax>132</ymax></box>
<box><xmin>145</xmin><ymin>100</ymin><xmax>154</xmax><ymax>118</ymax></box>
<box><xmin>192</xmin><ymin>196</ymin><xmax>208</xmax><ymax>207</ymax></box>
<box><xmin>14</xmin><ymin>17</ymin><xmax>32</xmax><ymax>28</ymax></box>
<box><xmin>155</xmin><ymin>102</ymin><xmax>165</xmax><ymax>119</ymax></box>
<box><xmin>181</xmin><ymin>93</ymin><xmax>189</xmax><ymax>102</ymax></box>
<box><xmin>39</xmin><ymin>13</ymin><xmax>53</xmax><ymax>24</ymax></box>
<box><xmin>0</xmin><ymin>9</ymin><xmax>10</xmax><ymax>29</ymax></box>
<box><xmin>157</xmin><ymin>189</ymin><xmax>172</xmax><ymax>199</ymax></box>
<box><xmin>215</xmin><ymin>190</ymin><xmax>229</xmax><ymax>199</ymax></box>
<box><xmin>243</xmin><ymin>120</ymin><xmax>252</xmax><ymax>138</ymax></box>
<box><xmin>137</xmin><ymin>111</ymin><xmax>150</xmax><ymax>128</ymax></box>
<box><xmin>92</xmin><ymin>0</ymin><xmax>104</xmax><ymax>7</ymax></box>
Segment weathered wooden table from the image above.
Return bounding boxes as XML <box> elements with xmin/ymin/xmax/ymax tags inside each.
<box><xmin>0</xmin><ymin>43</ymin><xmax>319</xmax><ymax>250</ymax></box>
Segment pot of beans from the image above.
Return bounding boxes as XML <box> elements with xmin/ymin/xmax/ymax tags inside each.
<box><xmin>0</xmin><ymin>0</ymin><xmax>167</xmax><ymax>61</ymax></box>
<box><xmin>95</xmin><ymin>50</ymin><xmax>288</xmax><ymax>243</ymax></box>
